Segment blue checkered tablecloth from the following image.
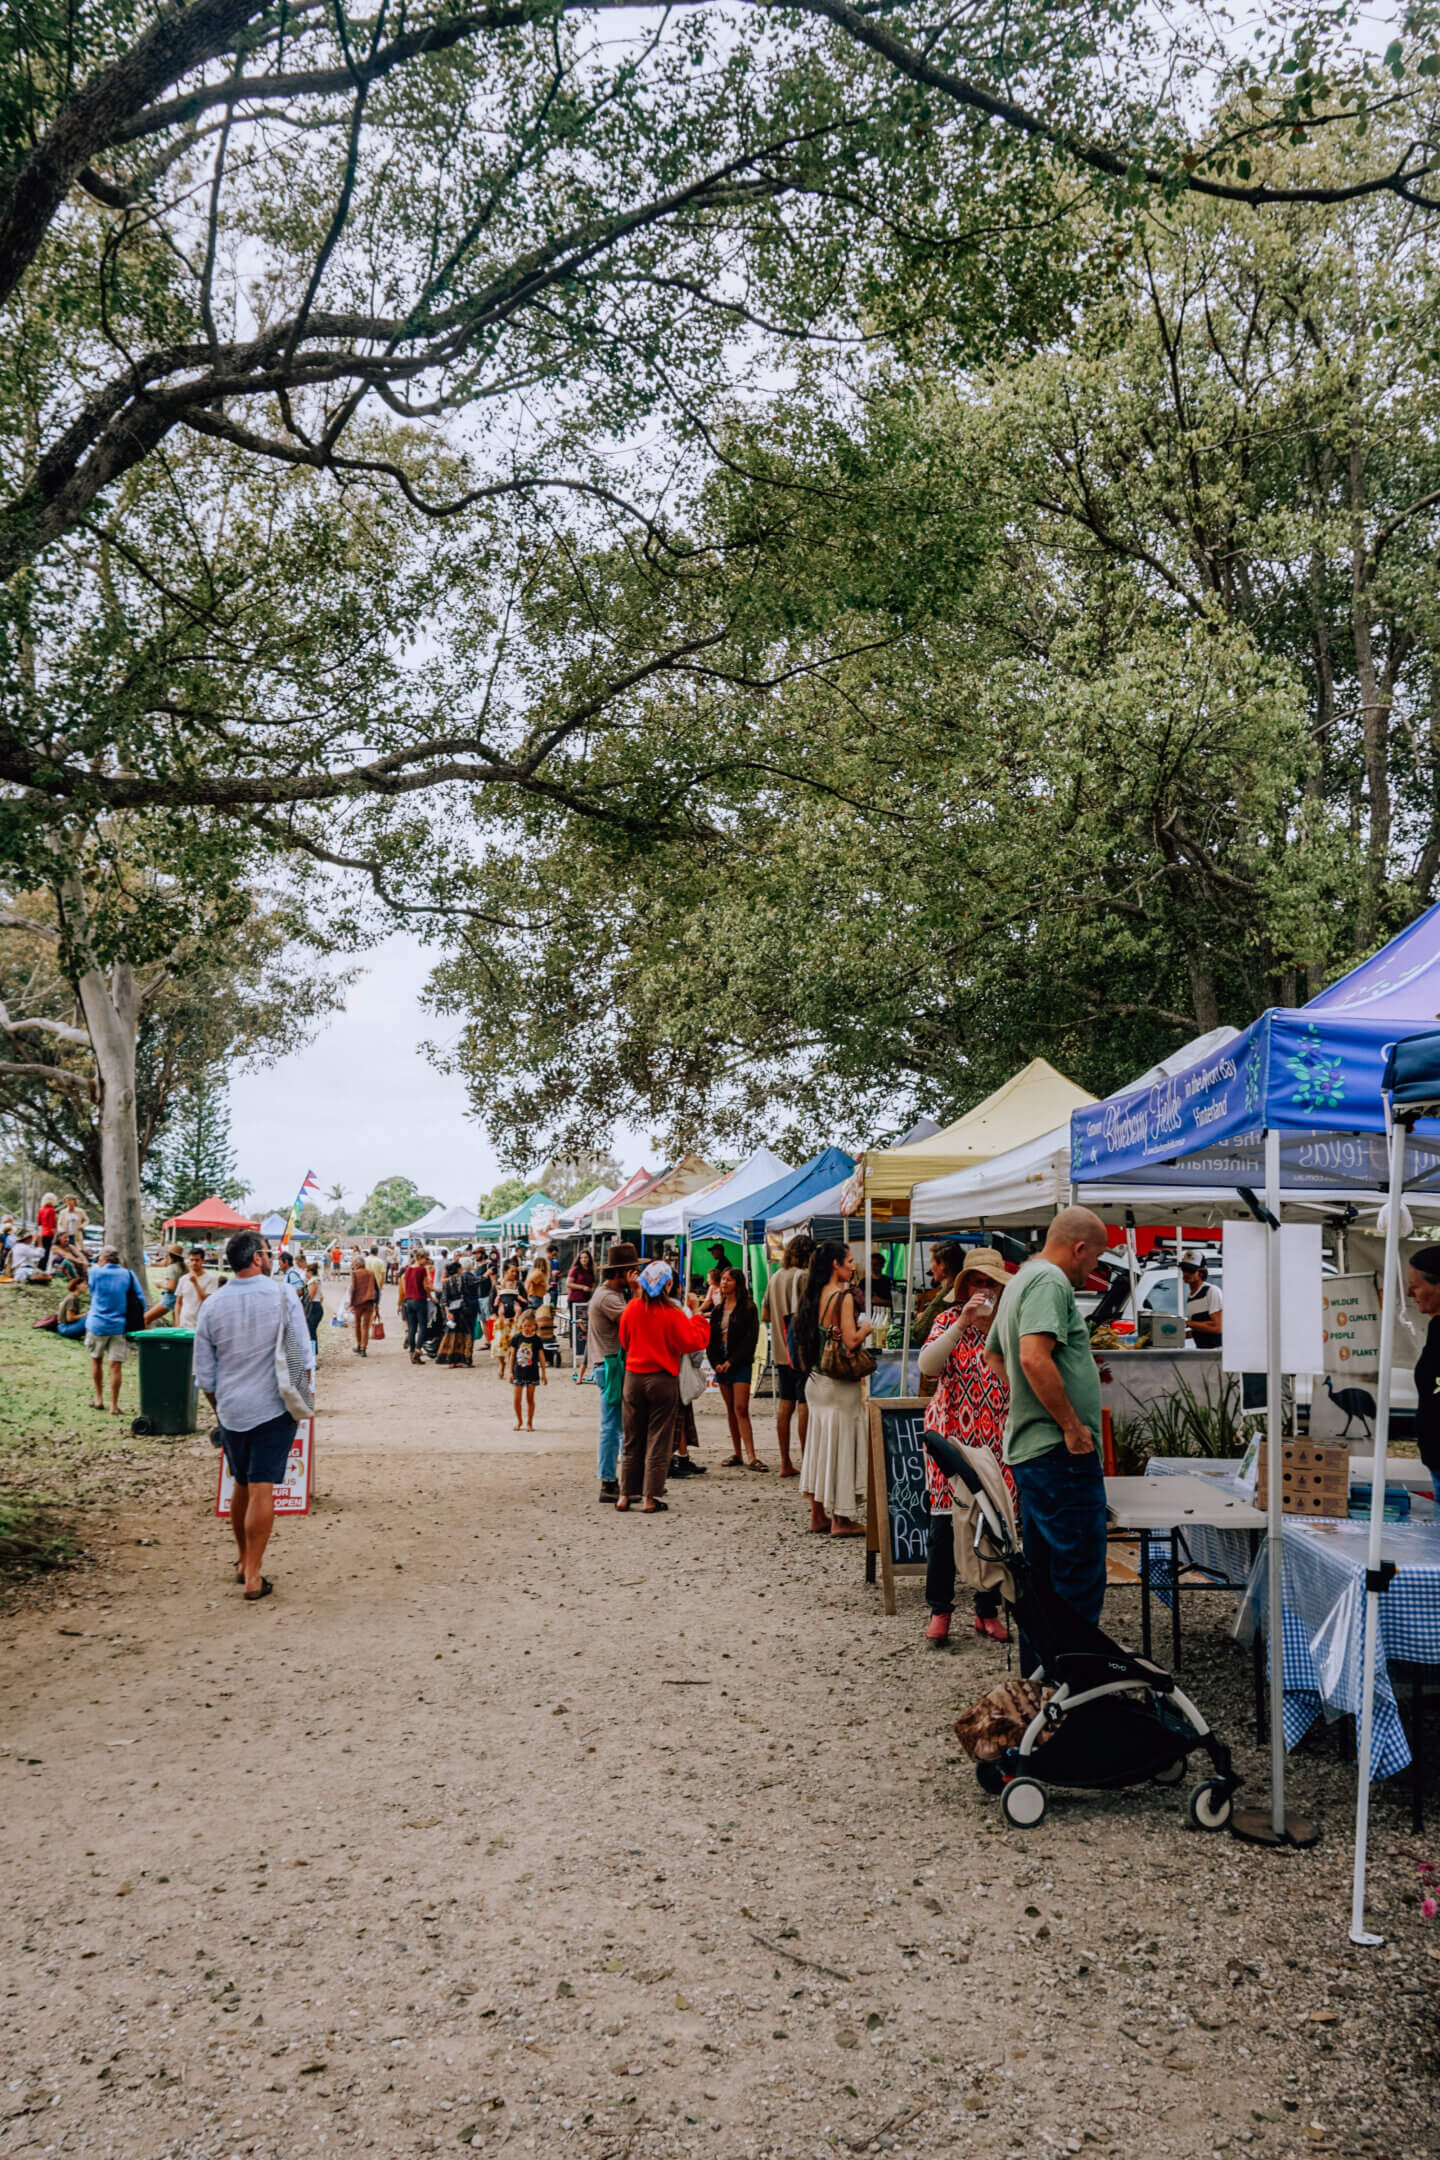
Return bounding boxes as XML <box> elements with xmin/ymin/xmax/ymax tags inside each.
<box><xmin>1142</xmin><ymin>1460</ymin><xmax>1440</xmax><ymax>1780</ymax></box>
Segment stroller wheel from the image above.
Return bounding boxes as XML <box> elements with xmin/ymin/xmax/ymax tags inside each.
<box><xmin>1151</xmin><ymin>1757</ymin><xmax>1187</xmax><ymax>1787</ymax></box>
<box><xmin>1186</xmin><ymin>1779</ymin><xmax>1233</xmax><ymax>1832</ymax></box>
<box><xmin>1000</xmin><ymin>1777</ymin><xmax>1047</xmax><ymax>1829</ymax></box>
<box><xmin>975</xmin><ymin>1761</ymin><xmax>1005</xmax><ymax>1796</ymax></box>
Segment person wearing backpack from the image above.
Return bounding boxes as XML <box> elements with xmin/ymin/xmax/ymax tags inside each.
<box><xmin>84</xmin><ymin>1245</ymin><xmax>149</xmax><ymax>1415</ymax></box>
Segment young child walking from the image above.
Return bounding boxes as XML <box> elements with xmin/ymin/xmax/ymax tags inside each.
<box><xmin>510</xmin><ymin>1310</ymin><xmax>547</xmax><ymax>1430</ymax></box>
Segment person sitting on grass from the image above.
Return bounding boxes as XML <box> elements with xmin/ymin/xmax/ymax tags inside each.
<box><xmin>56</xmin><ymin>1280</ymin><xmax>89</xmax><ymax>1338</ymax></box>
<box><xmin>510</xmin><ymin>1309</ymin><xmax>547</xmax><ymax>1430</ymax></box>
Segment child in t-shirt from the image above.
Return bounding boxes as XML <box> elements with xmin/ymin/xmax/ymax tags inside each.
<box><xmin>510</xmin><ymin>1310</ymin><xmax>547</xmax><ymax>1431</ymax></box>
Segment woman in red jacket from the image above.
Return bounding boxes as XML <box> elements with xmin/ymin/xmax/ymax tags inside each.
<box><xmin>616</xmin><ymin>1260</ymin><xmax>710</xmax><ymax>1513</ymax></box>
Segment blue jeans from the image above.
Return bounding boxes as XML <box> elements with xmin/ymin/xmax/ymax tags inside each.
<box><xmin>1009</xmin><ymin>1446</ymin><xmax>1108</xmax><ymax>1676</ymax></box>
<box><xmin>595</xmin><ymin>1369</ymin><xmax>623</xmax><ymax>1483</ymax></box>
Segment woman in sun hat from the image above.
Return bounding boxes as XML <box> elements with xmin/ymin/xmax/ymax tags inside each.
<box><xmin>915</xmin><ymin>1246</ymin><xmax>1015</xmax><ymax>1646</ymax></box>
<box><xmin>615</xmin><ymin>1258</ymin><xmax>710</xmax><ymax>1514</ymax></box>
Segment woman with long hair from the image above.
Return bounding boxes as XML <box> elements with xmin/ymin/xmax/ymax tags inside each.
<box><xmin>616</xmin><ymin>1260</ymin><xmax>710</xmax><ymax>1513</ymax></box>
<box><xmin>792</xmin><ymin>1242</ymin><xmax>876</xmax><ymax>1536</ymax></box>
<box><xmin>709</xmin><ymin>1263</ymin><xmax>764</xmax><ymax>1469</ymax></box>
<box><xmin>916</xmin><ymin>1247</ymin><xmax>1013</xmax><ymax>1645</ymax></box>
<box><xmin>492</xmin><ymin>1262</ymin><xmax>524</xmax><ymax>1379</ymax></box>
<box><xmin>436</xmin><ymin>1258</ymin><xmax>470</xmax><ymax>1367</ymax></box>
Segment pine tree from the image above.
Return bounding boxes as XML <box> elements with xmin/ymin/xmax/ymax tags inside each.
<box><xmin>146</xmin><ymin>1073</ymin><xmax>249</xmax><ymax>1221</ymax></box>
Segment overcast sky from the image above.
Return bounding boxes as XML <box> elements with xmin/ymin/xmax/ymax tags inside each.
<box><xmin>227</xmin><ymin>933</ymin><xmax>642</xmax><ymax>1215</ymax></box>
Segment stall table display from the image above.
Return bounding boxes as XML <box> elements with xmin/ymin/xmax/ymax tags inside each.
<box><xmin>1144</xmin><ymin>1459</ymin><xmax>1440</xmax><ymax>1791</ymax></box>
<box><xmin>1104</xmin><ymin>1473</ymin><xmax>1267</xmax><ymax>1682</ymax></box>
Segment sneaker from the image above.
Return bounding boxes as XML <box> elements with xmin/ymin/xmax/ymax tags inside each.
<box><xmin>923</xmin><ymin>1612</ymin><xmax>951</xmax><ymax>1645</ymax></box>
<box><xmin>598</xmin><ymin>1479</ymin><xmax>619</xmax><ymax>1502</ymax></box>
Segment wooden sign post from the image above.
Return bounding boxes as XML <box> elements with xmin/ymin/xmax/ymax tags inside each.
<box><xmin>867</xmin><ymin>1396</ymin><xmax>930</xmax><ymax>1615</ymax></box>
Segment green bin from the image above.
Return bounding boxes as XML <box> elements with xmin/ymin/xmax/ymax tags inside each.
<box><xmin>131</xmin><ymin>1326</ymin><xmax>198</xmax><ymax>1437</ymax></box>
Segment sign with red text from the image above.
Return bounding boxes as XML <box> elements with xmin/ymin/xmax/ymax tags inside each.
<box><xmin>215</xmin><ymin>1417</ymin><xmax>314</xmax><ymax>1517</ymax></box>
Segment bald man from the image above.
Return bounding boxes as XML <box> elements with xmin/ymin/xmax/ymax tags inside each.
<box><xmin>985</xmin><ymin>1206</ymin><xmax>1110</xmax><ymax>1670</ymax></box>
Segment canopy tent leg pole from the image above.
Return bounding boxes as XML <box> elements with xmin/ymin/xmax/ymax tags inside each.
<box><xmin>901</xmin><ymin>1219</ymin><xmax>916</xmax><ymax>1391</ymax></box>
<box><xmin>1124</xmin><ymin>1213</ymin><xmax>1139</xmax><ymax>1333</ymax></box>
<box><xmin>1350</xmin><ymin>1112</ymin><xmax>1405</xmax><ymax>1945</ymax></box>
<box><xmin>864</xmin><ymin>1200</ymin><xmax>873</xmax><ymax>1317</ymax></box>
<box><xmin>1232</xmin><ymin>1127</ymin><xmax>1318</xmax><ymax>1848</ymax></box>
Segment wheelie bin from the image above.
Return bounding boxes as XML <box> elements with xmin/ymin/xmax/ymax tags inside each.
<box><xmin>130</xmin><ymin>1326</ymin><xmax>199</xmax><ymax>1436</ymax></box>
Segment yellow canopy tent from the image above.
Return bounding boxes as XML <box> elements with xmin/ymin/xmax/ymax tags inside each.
<box><xmin>846</xmin><ymin>1058</ymin><xmax>1098</xmax><ymax>1220</ymax></box>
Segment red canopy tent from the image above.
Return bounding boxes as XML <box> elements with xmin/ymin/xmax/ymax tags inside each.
<box><xmin>161</xmin><ymin>1196</ymin><xmax>260</xmax><ymax>1239</ymax></box>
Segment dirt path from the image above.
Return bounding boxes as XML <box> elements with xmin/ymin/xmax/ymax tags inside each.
<box><xmin>3</xmin><ymin>1323</ymin><xmax>1436</xmax><ymax>2159</ymax></box>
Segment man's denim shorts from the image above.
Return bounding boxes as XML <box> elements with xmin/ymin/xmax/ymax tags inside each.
<box><xmin>220</xmin><ymin>1410</ymin><xmax>298</xmax><ymax>1487</ymax></box>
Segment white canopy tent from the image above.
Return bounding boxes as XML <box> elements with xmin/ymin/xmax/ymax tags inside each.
<box><xmin>391</xmin><ymin>1203</ymin><xmax>450</xmax><ymax>1240</ymax></box>
<box><xmin>640</xmin><ymin>1148</ymin><xmax>791</xmax><ymax>1243</ymax></box>
<box><xmin>910</xmin><ymin>1026</ymin><xmax>1243</xmax><ymax>1230</ymax></box>
<box><xmin>425</xmin><ymin>1204</ymin><xmax>482</xmax><ymax>1239</ymax></box>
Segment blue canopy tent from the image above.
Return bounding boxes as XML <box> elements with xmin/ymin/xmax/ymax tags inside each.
<box><xmin>1069</xmin><ymin>899</ymin><xmax>1440</xmax><ymax>1846</ymax></box>
<box><xmin>695</xmin><ymin>1146</ymin><xmax>857</xmax><ymax>1245</ymax></box>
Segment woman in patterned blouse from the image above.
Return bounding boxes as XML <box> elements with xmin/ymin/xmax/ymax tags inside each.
<box><xmin>915</xmin><ymin>1247</ymin><xmax>1014</xmax><ymax>1646</ymax></box>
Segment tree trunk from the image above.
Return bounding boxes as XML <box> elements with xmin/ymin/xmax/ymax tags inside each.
<box><xmin>74</xmin><ymin>959</ymin><xmax>147</xmax><ymax>1276</ymax></box>
<box><xmin>1350</xmin><ymin>444</ymin><xmax>1390</xmax><ymax>948</ymax></box>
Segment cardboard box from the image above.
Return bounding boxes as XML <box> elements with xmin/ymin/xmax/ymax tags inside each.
<box><xmin>1256</xmin><ymin>1440</ymin><xmax>1349</xmax><ymax>1517</ymax></box>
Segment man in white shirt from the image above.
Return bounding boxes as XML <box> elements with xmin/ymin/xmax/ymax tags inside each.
<box><xmin>173</xmin><ymin>1247</ymin><xmax>216</xmax><ymax>1328</ymax></box>
<box><xmin>1180</xmin><ymin>1257</ymin><xmax>1223</xmax><ymax>1344</ymax></box>
<box><xmin>194</xmin><ymin>1230</ymin><xmax>312</xmax><ymax>1601</ymax></box>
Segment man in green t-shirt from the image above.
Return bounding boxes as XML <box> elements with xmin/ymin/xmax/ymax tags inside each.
<box><xmin>985</xmin><ymin>1206</ymin><xmax>1109</xmax><ymax>1668</ymax></box>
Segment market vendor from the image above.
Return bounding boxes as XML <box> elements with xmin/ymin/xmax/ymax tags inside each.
<box><xmin>1180</xmin><ymin>1256</ymin><xmax>1223</xmax><ymax>1344</ymax></box>
<box><xmin>1406</xmin><ymin>1245</ymin><xmax>1440</xmax><ymax>1504</ymax></box>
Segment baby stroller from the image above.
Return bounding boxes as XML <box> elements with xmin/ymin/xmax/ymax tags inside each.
<box><xmin>928</xmin><ymin>1432</ymin><xmax>1241</xmax><ymax>1832</ymax></box>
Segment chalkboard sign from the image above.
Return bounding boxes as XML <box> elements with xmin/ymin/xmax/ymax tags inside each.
<box><xmin>867</xmin><ymin>1396</ymin><xmax>930</xmax><ymax>1614</ymax></box>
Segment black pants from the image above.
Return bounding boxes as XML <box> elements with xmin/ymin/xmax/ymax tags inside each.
<box><xmin>402</xmin><ymin>1297</ymin><xmax>428</xmax><ymax>1352</ymax></box>
<box><xmin>925</xmin><ymin>1512</ymin><xmax>1000</xmax><ymax>1620</ymax></box>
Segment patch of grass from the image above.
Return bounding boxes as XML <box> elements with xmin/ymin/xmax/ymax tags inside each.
<box><xmin>0</xmin><ymin>1285</ymin><xmax>167</xmax><ymax>1582</ymax></box>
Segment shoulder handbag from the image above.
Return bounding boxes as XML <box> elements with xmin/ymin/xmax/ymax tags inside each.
<box><xmin>123</xmin><ymin>1272</ymin><xmax>148</xmax><ymax>1336</ymax></box>
<box><xmin>274</xmin><ymin>1302</ymin><xmax>316</xmax><ymax>1420</ymax></box>
<box><xmin>819</xmin><ymin>1289</ymin><xmax>876</xmax><ymax>1383</ymax></box>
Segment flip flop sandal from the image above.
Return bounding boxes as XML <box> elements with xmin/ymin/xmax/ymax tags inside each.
<box><xmin>745</xmin><ymin>1459</ymin><xmax>769</xmax><ymax>1472</ymax></box>
<box><xmin>243</xmin><ymin>1578</ymin><xmax>275</xmax><ymax>1602</ymax></box>
<box><xmin>722</xmin><ymin>1455</ymin><xmax>744</xmax><ymax>1466</ymax></box>
<box><xmin>641</xmin><ymin>1500</ymin><xmax>669</xmax><ymax>1513</ymax></box>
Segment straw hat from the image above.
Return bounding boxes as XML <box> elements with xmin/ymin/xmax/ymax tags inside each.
<box><xmin>956</xmin><ymin>1246</ymin><xmax>1009</xmax><ymax>1292</ymax></box>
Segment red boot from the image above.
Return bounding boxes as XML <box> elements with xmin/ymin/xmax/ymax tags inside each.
<box><xmin>924</xmin><ymin>1611</ymin><xmax>951</xmax><ymax>1645</ymax></box>
<box><xmin>974</xmin><ymin>1614</ymin><xmax>1010</xmax><ymax>1642</ymax></box>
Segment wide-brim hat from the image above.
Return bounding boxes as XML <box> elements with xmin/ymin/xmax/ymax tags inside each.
<box><xmin>601</xmin><ymin>1240</ymin><xmax>641</xmax><ymax>1274</ymax></box>
<box><xmin>956</xmin><ymin>1246</ymin><xmax>1009</xmax><ymax>1292</ymax></box>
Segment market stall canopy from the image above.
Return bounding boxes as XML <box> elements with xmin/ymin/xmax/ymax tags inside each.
<box><xmin>589</xmin><ymin>1156</ymin><xmax>712</xmax><ymax>1234</ymax></box>
<box><xmin>162</xmin><ymin>1195</ymin><xmax>260</xmax><ymax>1236</ymax></box>
<box><xmin>497</xmin><ymin>1190</ymin><xmax>559</xmax><ymax>1235</ymax></box>
<box><xmin>556</xmin><ymin>1184</ymin><xmax>615</xmax><ymax>1229</ymax></box>
<box><xmin>641</xmin><ymin>1147</ymin><xmax>793</xmax><ymax>1241</ymax></box>
<box><xmin>763</xmin><ymin>1172</ymin><xmax>854</xmax><ymax>1241</ymax></box>
<box><xmin>1069</xmin><ymin>898</ymin><xmax>1440</xmax><ymax>1219</ymax></box>
<box><xmin>391</xmin><ymin>1203</ymin><xmax>450</xmax><ymax>1240</ymax></box>
<box><xmin>842</xmin><ymin>1059</ymin><xmax>1098</xmax><ymax>1217</ymax></box>
<box><xmin>911</xmin><ymin>1026</ymin><xmax>1240</xmax><ymax>1228</ymax></box>
<box><xmin>425</xmin><ymin>1204</ymin><xmax>482</xmax><ymax>1238</ymax></box>
<box><xmin>710</xmin><ymin>1146</ymin><xmax>857</xmax><ymax>1243</ymax></box>
<box><xmin>260</xmin><ymin>1212</ymin><xmax>287</xmax><ymax>1238</ymax></box>
<box><xmin>895</xmin><ymin>1115</ymin><xmax>941</xmax><ymax>1144</ymax></box>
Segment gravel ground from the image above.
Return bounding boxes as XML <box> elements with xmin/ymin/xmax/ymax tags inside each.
<box><xmin>2</xmin><ymin>1326</ymin><xmax>1437</xmax><ymax>2159</ymax></box>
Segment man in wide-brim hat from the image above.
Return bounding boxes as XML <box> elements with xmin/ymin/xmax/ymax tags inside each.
<box><xmin>587</xmin><ymin>1243</ymin><xmax>641</xmax><ymax>1501</ymax></box>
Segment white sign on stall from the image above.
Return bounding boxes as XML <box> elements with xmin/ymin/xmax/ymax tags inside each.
<box><xmin>1221</xmin><ymin>1221</ymin><xmax>1325</xmax><ymax>1376</ymax></box>
<box><xmin>215</xmin><ymin>1417</ymin><xmax>314</xmax><ymax>1518</ymax></box>
<box><xmin>1321</xmin><ymin>1274</ymin><xmax>1381</xmax><ymax>1377</ymax></box>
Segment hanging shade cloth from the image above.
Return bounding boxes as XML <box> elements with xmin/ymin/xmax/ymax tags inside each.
<box><xmin>703</xmin><ymin>1146</ymin><xmax>857</xmax><ymax>1243</ymax></box>
<box><xmin>640</xmin><ymin>1147</ymin><xmax>793</xmax><ymax>1241</ymax></box>
<box><xmin>162</xmin><ymin>1195</ymin><xmax>260</xmax><ymax>1235</ymax></box>
<box><xmin>912</xmin><ymin>1026</ymin><xmax>1241</xmax><ymax>1227</ymax></box>
<box><xmin>847</xmin><ymin>1058</ymin><xmax>1098</xmax><ymax>1217</ymax></box>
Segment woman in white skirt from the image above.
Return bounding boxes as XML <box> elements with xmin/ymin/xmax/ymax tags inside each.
<box><xmin>793</xmin><ymin>1241</ymin><xmax>874</xmax><ymax>1537</ymax></box>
